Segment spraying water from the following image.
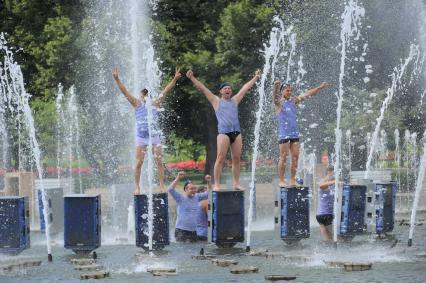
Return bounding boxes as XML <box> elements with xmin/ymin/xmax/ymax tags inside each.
<box><xmin>346</xmin><ymin>129</ymin><xmax>352</xmax><ymax>175</ymax></box>
<box><xmin>333</xmin><ymin>0</ymin><xmax>365</xmax><ymax>242</ymax></box>
<box><xmin>408</xmin><ymin>131</ymin><xmax>426</xmax><ymax>246</ymax></box>
<box><xmin>394</xmin><ymin>129</ymin><xmax>402</xmax><ymax>210</ymax></box>
<box><xmin>365</xmin><ymin>44</ymin><xmax>422</xmax><ymax>178</ymax></box>
<box><xmin>67</xmin><ymin>86</ymin><xmax>83</xmax><ymax>193</ymax></box>
<box><xmin>133</xmin><ymin>0</ymin><xmax>162</xmax><ymax>251</ymax></box>
<box><xmin>0</xmin><ymin>34</ymin><xmax>53</xmax><ymax>260</ymax></box>
<box><xmin>246</xmin><ymin>16</ymin><xmax>284</xmax><ymax>249</ymax></box>
<box><xmin>55</xmin><ymin>84</ymin><xmax>64</xmax><ymax>183</ymax></box>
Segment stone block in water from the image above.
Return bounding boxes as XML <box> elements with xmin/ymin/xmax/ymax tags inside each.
<box><xmin>211</xmin><ymin>258</ymin><xmax>238</xmax><ymax>267</ymax></box>
<box><xmin>64</xmin><ymin>194</ymin><xmax>101</xmax><ymax>253</ymax></box>
<box><xmin>192</xmin><ymin>255</ymin><xmax>216</xmax><ymax>260</ymax></box>
<box><xmin>74</xmin><ymin>264</ymin><xmax>101</xmax><ymax>271</ymax></box>
<box><xmin>147</xmin><ymin>267</ymin><xmax>176</xmax><ymax>274</ymax></box>
<box><xmin>212</xmin><ymin>191</ymin><xmax>244</xmax><ymax>247</ymax></box>
<box><xmin>37</xmin><ymin>187</ymin><xmax>64</xmax><ymax>234</ymax></box>
<box><xmin>280</xmin><ymin>187</ymin><xmax>310</xmax><ymax>241</ymax></box>
<box><xmin>374</xmin><ymin>182</ymin><xmax>396</xmax><ymax>234</ymax></box>
<box><xmin>71</xmin><ymin>258</ymin><xmax>96</xmax><ymax>265</ymax></box>
<box><xmin>80</xmin><ymin>270</ymin><xmax>110</xmax><ymax>280</ymax></box>
<box><xmin>265</xmin><ymin>275</ymin><xmax>297</xmax><ymax>281</ymax></box>
<box><xmin>343</xmin><ymin>262</ymin><xmax>372</xmax><ymax>271</ymax></box>
<box><xmin>134</xmin><ymin>193</ymin><xmax>169</xmax><ymax>250</ymax></box>
<box><xmin>0</xmin><ymin>196</ymin><xmax>30</xmax><ymax>254</ymax></box>
<box><xmin>340</xmin><ymin>185</ymin><xmax>367</xmax><ymax>236</ymax></box>
<box><xmin>230</xmin><ymin>265</ymin><xmax>259</xmax><ymax>274</ymax></box>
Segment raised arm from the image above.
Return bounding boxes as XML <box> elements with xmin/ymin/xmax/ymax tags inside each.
<box><xmin>154</xmin><ymin>67</ymin><xmax>181</xmax><ymax>107</ymax></box>
<box><xmin>186</xmin><ymin>70</ymin><xmax>219</xmax><ymax>110</ymax></box>
<box><xmin>169</xmin><ymin>171</ymin><xmax>185</xmax><ymax>190</ymax></box>
<box><xmin>295</xmin><ymin>82</ymin><xmax>329</xmax><ymax>104</ymax></box>
<box><xmin>112</xmin><ymin>68</ymin><xmax>140</xmax><ymax>108</ymax></box>
<box><xmin>319</xmin><ymin>177</ymin><xmax>335</xmax><ymax>190</ymax></box>
<box><xmin>233</xmin><ymin>69</ymin><xmax>261</xmax><ymax>104</ymax></box>
<box><xmin>273</xmin><ymin>79</ymin><xmax>281</xmax><ymax>111</ymax></box>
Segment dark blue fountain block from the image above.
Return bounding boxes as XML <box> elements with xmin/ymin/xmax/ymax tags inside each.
<box><xmin>280</xmin><ymin>187</ymin><xmax>310</xmax><ymax>241</ymax></box>
<box><xmin>64</xmin><ymin>194</ymin><xmax>101</xmax><ymax>253</ymax></box>
<box><xmin>375</xmin><ymin>182</ymin><xmax>396</xmax><ymax>234</ymax></box>
<box><xmin>134</xmin><ymin>193</ymin><xmax>169</xmax><ymax>250</ymax></box>
<box><xmin>340</xmin><ymin>185</ymin><xmax>367</xmax><ymax>236</ymax></box>
<box><xmin>212</xmin><ymin>191</ymin><xmax>244</xmax><ymax>247</ymax></box>
<box><xmin>0</xmin><ymin>196</ymin><xmax>30</xmax><ymax>254</ymax></box>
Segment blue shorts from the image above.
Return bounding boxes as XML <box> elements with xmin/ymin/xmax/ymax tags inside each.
<box><xmin>135</xmin><ymin>135</ymin><xmax>161</xmax><ymax>147</ymax></box>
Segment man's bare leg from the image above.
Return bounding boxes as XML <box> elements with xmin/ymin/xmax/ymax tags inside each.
<box><xmin>230</xmin><ymin>134</ymin><xmax>244</xmax><ymax>190</ymax></box>
<box><xmin>213</xmin><ymin>134</ymin><xmax>230</xmax><ymax>191</ymax></box>
<box><xmin>134</xmin><ymin>146</ymin><xmax>146</xmax><ymax>195</ymax></box>
<box><xmin>320</xmin><ymin>224</ymin><xmax>332</xmax><ymax>241</ymax></box>
<box><xmin>154</xmin><ymin>145</ymin><xmax>165</xmax><ymax>192</ymax></box>
<box><xmin>278</xmin><ymin>142</ymin><xmax>290</xmax><ymax>187</ymax></box>
<box><xmin>289</xmin><ymin>142</ymin><xmax>300</xmax><ymax>186</ymax></box>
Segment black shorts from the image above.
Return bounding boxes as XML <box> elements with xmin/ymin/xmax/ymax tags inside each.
<box><xmin>279</xmin><ymin>138</ymin><xmax>300</xmax><ymax>144</ymax></box>
<box><xmin>222</xmin><ymin>131</ymin><xmax>241</xmax><ymax>144</ymax></box>
<box><xmin>316</xmin><ymin>214</ymin><xmax>334</xmax><ymax>226</ymax></box>
<box><xmin>175</xmin><ymin>228</ymin><xmax>197</xmax><ymax>243</ymax></box>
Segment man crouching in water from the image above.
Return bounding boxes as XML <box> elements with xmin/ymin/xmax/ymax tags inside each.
<box><xmin>168</xmin><ymin>171</ymin><xmax>211</xmax><ymax>242</ymax></box>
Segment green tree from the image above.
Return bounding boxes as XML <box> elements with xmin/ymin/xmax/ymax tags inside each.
<box><xmin>153</xmin><ymin>0</ymin><xmax>274</xmax><ymax>175</ymax></box>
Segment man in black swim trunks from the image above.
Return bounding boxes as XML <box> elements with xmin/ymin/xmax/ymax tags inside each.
<box><xmin>186</xmin><ymin>69</ymin><xmax>261</xmax><ymax>191</ymax></box>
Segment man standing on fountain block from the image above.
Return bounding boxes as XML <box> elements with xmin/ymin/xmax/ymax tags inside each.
<box><xmin>273</xmin><ymin>80</ymin><xmax>328</xmax><ymax>187</ymax></box>
<box><xmin>168</xmin><ymin>172</ymin><xmax>210</xmax><ymax>242</ymax></box>
<box><xmin>186</xmin><ymin>69</ymin><xmax>261</xmax><ymax>191</ymax></box>
<box><xmin>112</xmin><ymin>67</ymin><xmax>181</xmax><ymax>194</ymax></box>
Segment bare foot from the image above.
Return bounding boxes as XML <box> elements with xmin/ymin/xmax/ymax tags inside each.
<box><xmin>213</xmin><ymin>184</ymin><xmax>221</xmax><ymax>192</ymax></box>
<box><xmin>289</xmin><ymin>179</ymin><xmax>302</xmax><ymax>187</ymax></box>
<box><xmin>134</xmin><ymin>186</ymin><xmax>141</xmax><ymax>195</ymax></box>
<box><xmin>278</xmin><ymin>180</ymin><xmax>287</xmax><ymax>188</ymax></box>
<box><xmin>234</xmin><ymin>185</ymin><xmax>245</xmax><ymax>191</ymax></box>
<box><xmin>159</xmin><ymin>184</ymin><xmax>165</xmax><ymax>193</ymax></box>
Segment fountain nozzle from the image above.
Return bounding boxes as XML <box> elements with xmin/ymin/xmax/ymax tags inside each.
<box><xmin>48</xmin><ymin>254</ymin><xmax>53</xmax><ymax>262</ymax></box>
<box><xmin>245</xmin><ymin>246</ymin><xmax>250</xmax><ymax>252</ymax></box>
<box><xmin>408</xmin><ymin>239</ymin><xmax>412</xmax><ymax>247</ymax></box>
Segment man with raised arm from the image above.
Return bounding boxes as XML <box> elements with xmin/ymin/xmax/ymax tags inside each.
<box><xmin>186</xmin><ymin>69</ymin><xmax>261</xmax><ymax>191</ymax></box>
<box><xmin>168</xmin><ymin>171</ymin><xmax>210</xmax><ymax>242</ymax></box>
<box><xmin>273</xmin><ymin>80</ymin><xmax>329</xmax><ymax>187</ymax></box>
<box><xmin>112</xmin><ymin>67</ymin><xmax>181</xmax><ymax>194</ymax></box>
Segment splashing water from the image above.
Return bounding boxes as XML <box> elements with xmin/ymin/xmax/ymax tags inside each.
<box><xmin>365</xmin><ymin>44</ymin><xmax>422</xmax><ymax>178</ymax></box>
<box><xmin>0</xmin><ymin>34</ymin><xmax>52</xmax><ymax>257</ymax></box>
<box><xmin>246</xmin><ymin>16</ymin><xmax>284</xmax><ymax>248</ymax></box>
<box><xmin>333</xmin><ymin>0</ymin><xmax>365</xmax><ymax>242</ymax></box>
<box><xmin>394</xmin><ymin>129</ymin><xmax>402</xmax><ymax>210</ymax></box>
<box><xmin>408</xmin><ymin>131</ymin><xmax>426</xmax><ymax>246</ymax></box>
<box><xmin>404</xmin><ymin>129</ymin><xmax>411</xmax><ymax>209</ymax></box>
<box><xmin>132</xmin><ymin>0</ymin><xmax>162</xmax><ymax>251</ymax></box>
<box><xmin>55</xmin><ymin>85</ymin><xmax>64</xmax><ymax>183</ymax></box>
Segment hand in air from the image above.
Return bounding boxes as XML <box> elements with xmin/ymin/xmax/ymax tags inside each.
<box><xmin>186</xmin><ymin>69</ymin><xmax>194</xmax><ymax>79</ymax></box>
<box><xmin>319</xmin><ymin>82</ymin><xmax>329</xmax><ymax>89</ymax></box>
<box><xmin>255</xmin><ymin>69</ymin><xmax>261</xmax><ymax>78</ymax></box>
<box><xmin>176</xmin><ymin>171</ymin><xmax>185</xmax><ymax>180</ymax></box>
<box><xmin>112</xmin><ymin>68</ymin><xmax>119</xmax><ymax>80</ymax></box>
<box><xmin>274</xmin><ymin>79</ymin><xmax>280</xmax><ymax>86</ymax></box>
<box><xmin>174</xmin><ymin>67</ymin><xmax>182</xmax><ymax>80</ymax></box>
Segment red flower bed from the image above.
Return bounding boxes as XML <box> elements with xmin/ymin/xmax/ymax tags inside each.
<box><xmin>166</xmin><ymin>160</ymin><xmax>205</xmax><ymax>170</ymax></box>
